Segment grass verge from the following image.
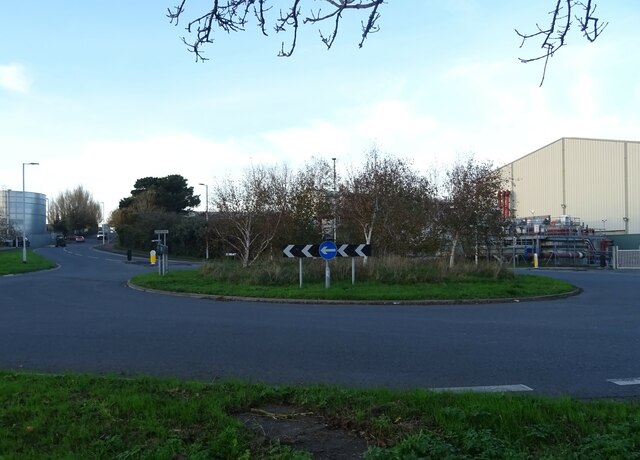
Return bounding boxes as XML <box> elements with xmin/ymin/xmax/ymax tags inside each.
<box><xmin>130</xmin><ymin>269</ymin><xmax>575</xmax><ymax>301</ymax></box>
<box><xmin>0</xmin><ymin>249</ymin><xmax>56</xmax><ymax>275</ymax></box>
<box><xmin>1</xmin><ymin>371</ymin><xmax>639</xmax><ymax>459</ymax></box>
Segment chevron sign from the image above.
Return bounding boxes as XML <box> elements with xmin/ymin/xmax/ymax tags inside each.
<box><xmin>337</xmin><ymin>243</ymin><xmax>371</xmax><ymax>257</ymax></box>
<box><xmin>283</xmin><ymin>244</ymin><xmax>371</xmax><ymax>258</ymax></box>
<box><xmin>282</xmin><ymin>244</ymin><xmax>319</xmax><ymax>258</ymax></box>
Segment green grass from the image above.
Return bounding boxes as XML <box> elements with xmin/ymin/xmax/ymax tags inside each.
<box><xmin>131</xmin><ymin>269</ymin><xmax>576</xmax><ymax>301</ymax></box>
<box><xmin>0</xmin><ymin>249</ymin><xmax>56</xmax><ymax>275</ymax></box>
<box><xmin>1</xmin><ymin>371</ymin><xmax>639</xmax><ymax>459</ymax></box>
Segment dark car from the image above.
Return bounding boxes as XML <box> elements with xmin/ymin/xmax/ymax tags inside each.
<box><xmin>55</xmin><ymin>235</ymin><xmax>66</xmax><ymax>247</ymax></box>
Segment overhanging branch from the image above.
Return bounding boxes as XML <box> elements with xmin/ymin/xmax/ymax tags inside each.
<box><xmin>516</xmin><ymin>0</ymin><xmax>607</xmax><ymax>86</ymax></box>
<box><xmin>168</xmin><ymin>0</ymin><xmax>385</xmax><ymax>61</ymax></box>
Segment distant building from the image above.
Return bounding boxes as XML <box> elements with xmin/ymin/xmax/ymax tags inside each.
<box><xmin>499</xmin><ymin>138</ymin><xmax>640</xmax><ymax>248</ymax></box>
<box><xmin>0</xmin><ymin>189</ymin><xmax>48</xmax><ymax>247</ymax></box>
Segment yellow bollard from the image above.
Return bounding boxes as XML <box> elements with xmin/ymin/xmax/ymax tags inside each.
<box><xmin>150</xmin><ymin>250</ymin><xmax>157</xmax><ymax>265</ymax></box>
<box><xmin>533</xmin><ymin>253</ymin><xmax>539</xmax><ymax>269</ymax></box>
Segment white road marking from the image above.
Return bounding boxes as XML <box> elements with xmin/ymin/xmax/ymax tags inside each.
<box><xmin>607</xmin><ymin>377</ymin><xmax>640</xmax><ymax>386</ymax></box>
<box><xmin>430</xmin><ymin>384</ymin><xmax>533</xmax><ymax>393</ymax></box>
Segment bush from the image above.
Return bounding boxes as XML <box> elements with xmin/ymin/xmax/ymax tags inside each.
<box><xmin>200</xmin><ymin>256</ymin><xmax>513</xmax><ymax>286</ymax></box>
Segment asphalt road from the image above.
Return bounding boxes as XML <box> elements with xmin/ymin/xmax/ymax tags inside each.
<box><xmin>1</xmin><ymin>242</ymin><xmax>639</xmax><ymax>399</ymax></box>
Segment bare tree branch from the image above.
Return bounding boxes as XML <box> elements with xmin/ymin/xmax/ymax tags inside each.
<box><xmin>516</xmin><ymin>0</ymin><xmax>608</xmax><ymax>86</ymax></box>
<box><xmin>168</xmin><ymin>1</ymin><xmax>606</xmax><ymax>86</ymax></box>
<box><xmin>168</xmin><ymin>0</ymin><xmax>385</xmax><ymax>61</ymax></box>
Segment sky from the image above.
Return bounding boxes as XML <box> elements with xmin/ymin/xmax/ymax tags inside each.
<box><xmin>1</xmin><ymin>1</ymin><xmax>639</xmax><ymax>218</ymax></box>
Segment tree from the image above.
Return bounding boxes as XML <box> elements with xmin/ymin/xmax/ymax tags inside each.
<box><xmin>339</xmin><ymin>146</ymin><xmax>437</xmax><ymax>256</ymax></box>
<box><xmin>169</xmin><ymin>1</ymin><xmax>605</xmax><ymax>83</ymax></box>
<box><xmin>280</xmin><ymin>157</ymin><xmax>334</xmax><ymax>245</ymax></box>
<box><xmin>441</xmin><ymin>157</ymin><xmax>506</xmax><ymax>268</ymax></box>
<box><xmin>120</xmin><ymin>175</ymin><xmax>200</xmax><ymax>214</ymax></box>
<box><xmin>168</xmin><ymin>0</ymin><xmax>384</xmax><ymax>61</ymax></box>
<box><xmin>211</xmin><ymin>164</ymin><xmax>290</xmax><ymax>267</ymax></box>
<box><xmin>0</xmin><ymin>218</ymin><xmax>17</xmax><ymax>240</ymax></box>
<box><xmin>48</xmin><ymin>186</ymin><xmax>101</xmax><ymax>235</ymax></box>
<box><xmin>113</xmin><ymin>176</ymin><xmax>202</xmax><ymax>255</ymax></box>
<box><xmin>517</xmin><ymin>0</ymin><xmax>608</xmax><ymax>85</ymax></box>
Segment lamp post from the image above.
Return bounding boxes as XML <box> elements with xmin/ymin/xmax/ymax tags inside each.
<box><xmin>22</xmin><ymin>162</ymin><xmax>39</xmax><ymax>263</ymax></box>
<box><xmin>198</xmin><ymin>183</ymin><xmax>209</xmax><ymax>260</ymax></box>
<box><xmin>331</xmin><ymin>157</ymin><xmax>337</xmax><ymax>242</ymax></box>
<box><xmin>100</xmin><ymin>201</ymin><xmax>105</xmax><ymax>245</ymax></box>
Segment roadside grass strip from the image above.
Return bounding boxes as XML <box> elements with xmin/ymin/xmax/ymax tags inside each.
<box><xmin>0</xmin><ymin>249</ymin><xmax>56</xmax><ymax>275</ymax></box>
<box><xmin>2</xmin><ymin>371</ymin><xmax>640</xmax><ymax>459</ymax></box>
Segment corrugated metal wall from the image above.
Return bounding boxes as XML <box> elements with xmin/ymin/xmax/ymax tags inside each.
<box><xmin>628</xmin><ymin>143</ymin><xmax>640</xmax><ymax>235</ymax></box>
<box><xmin>500</xmin><ymin>138</ymin><xmax>640</xmax><ymax>236</ymax></box>
<box><xmin>502</xmin><ymin>139</ymin><xmax>564</xmax><ymax>219</ymax></box>
<box><xmin>564</xmin><ymin>138</ymin><xmax>626</xmax><ymax>231</ymax></box>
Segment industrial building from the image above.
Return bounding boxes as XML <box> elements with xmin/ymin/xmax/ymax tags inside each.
<box><xmin>0</xmin><ymin>189</ymin><xmax>48</xmax><ymax>248</ymax></box>
<box><xmin>498</xmin><ymin>138</ymin><xmax>640</xmax><ymax>264</ymax></box>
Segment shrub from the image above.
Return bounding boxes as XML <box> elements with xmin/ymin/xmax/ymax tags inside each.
<box><xmin>200</xmin><ymin>256</ymin><xmax>513</xmax><ymax>286</ymax></box>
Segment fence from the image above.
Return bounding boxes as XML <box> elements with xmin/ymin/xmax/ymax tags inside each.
<box><xmin>613</xmin><ymin>247</ymin><xmax>640</xmax><ymax>269</ymax></box>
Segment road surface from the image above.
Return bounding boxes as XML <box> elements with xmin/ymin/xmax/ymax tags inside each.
<box><xmin>1</xmin><ymin>243</ymin><xmax>639</xmax><ymax>398</ymax></box>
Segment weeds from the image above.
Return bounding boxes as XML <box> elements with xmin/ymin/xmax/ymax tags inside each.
<box><xmin>3</xmin><ymin>372</ymin><xmax>640</xmax><ymax>459</ymax></box>
<box><xmin>200</xmin><ymin>256</ymin><xmax>514</xmax><ymax>286</ymax></box>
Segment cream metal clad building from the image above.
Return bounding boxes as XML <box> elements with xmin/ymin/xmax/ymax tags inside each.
<box><xmin>499</xmin><ymin>138</ymin><xmax>639</xmax><ymax>241</ymax></box>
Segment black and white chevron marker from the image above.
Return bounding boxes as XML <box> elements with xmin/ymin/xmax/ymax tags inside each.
<box><xmin>283</xmin><ymin>243</ymin><xmax>371</xmax><ymax>258</ymax></box>
<box><xmin>282</xmin><ymin>244</ymin><xmax>319</xmax><ymax>258</ymax></box>
<box><xmin>337</xmin><ymin>243</ymin><xmax>371</xmax><ymax>257</ymax></box>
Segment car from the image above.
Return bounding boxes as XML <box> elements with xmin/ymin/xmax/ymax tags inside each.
<box><xmin>96</xmin><ymin>231</ymin><xmax>104</xmax><ymax>240</ymax></box>
<box><xmin>75</xmin><ymin>235</ymin><xmax>85</xmax><ymax>243</ymax></box>
<box><xmin>55</xmin><ymin>235</ymin><xmax>66</xmax><ymax>247</ymax></box>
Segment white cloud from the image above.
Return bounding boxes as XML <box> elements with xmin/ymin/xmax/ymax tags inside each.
<box><xmin>260</xmin><ymin>99</ymin><xmax>457</xmax><ymax>174</ymax></box>
<box><xmin>263</xmin><ymin>120</ymin><xmax>352</xmax><ymax>163</ymax></box>
<box><xmin>0</xmin><ymin>63</ymin><xmax>31</xmax><ymax>93</ymax></box>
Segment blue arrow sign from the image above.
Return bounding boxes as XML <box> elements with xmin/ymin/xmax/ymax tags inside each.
<box><xmin>319</xmin><ymin>241</ymin><xmax>337</xmax><ymax>260</ymax></box>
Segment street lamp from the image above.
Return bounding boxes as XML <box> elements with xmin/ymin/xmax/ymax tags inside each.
<box><xmin>331</xmin><ymin>157</ymin><xmax>337</xmax><ymax>242</ymax></box>
<box><xmin>22</xmin><ymin>162</ymin><xmax>39</xmax><ymax>263</ymax></box>
<box><xmin>99</xmin><ymin>201</ymin><xmax>105</xmax><ymax>245</ymax></box>
<box><xmin>198</xmin><ymin>183</ymin><xmax>209</xmax><ymax>260</ymax></box>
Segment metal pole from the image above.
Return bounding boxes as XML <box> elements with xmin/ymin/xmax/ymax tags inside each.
<box><xmin>163</xmin><ymin>233</ymin><xmax>168</xmax><ymax>274</ymax></box>
<box><xmin>205</xmin><ymin>184</ymin><xmax>209</xmax><ymax>259</ymax></box>
<box><xmin>199</xmin><ymin>183</ymin><xmax>209</xmax><ymax>259</ymax></box>
<box><xmin>22</xmin><ymin>166</ymin><xmax>25</xmax><ymax>263</ymax></box>
<box><xmin>22</xmin><ymin>162</ymin><xmax>39</xmax><ymax>263</ymax></box>
<box><xmin>299</xmin><ymin>258</ymin><xmax>303</xmax><ymax>288</ymax></box>
<box><xmin>325</xmin><ymin>260</ymin><xmax>330</xmax><ymax>288</ymax></box>
<box><xmin>100</xmin><ymin>201</ymin><xmax>105</xmax><ymax>245</ymax></box>
<box><xmin>5</xmin><ymin>190</ymin><xmax>9</xmax><ymax>230</ymax></box>
<box><xmin>332</xmin><ymin>157</ymin><xmax>337</xmax><ymax>242</ymax></box>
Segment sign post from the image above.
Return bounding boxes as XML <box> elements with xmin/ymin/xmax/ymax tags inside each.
<box><xmin>283</xmin><ymin>242</ymin><xmax>371</xmax><ymax>287</ymax></box>
<box><xmin>319</xmin><ymin>241</ymin><xmax>337</xmax><ymax>288</ymax></box>
<box><xmin>154</xmin><ymin>230</ymin><xmax>169</xmax><ymax>276</ymax></box>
